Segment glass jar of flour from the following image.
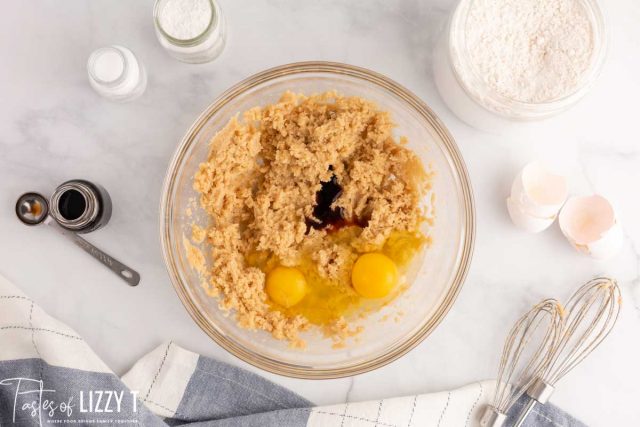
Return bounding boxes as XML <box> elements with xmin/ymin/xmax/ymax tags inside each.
<box><xmin>153</xmin><ymin>0</ymin><xmax>226</xmax><ymax>64</ymax></box>
<box><xmin>433</xmin><ymin>0</ymin><xmax>607</xmax><ymax>130</ymax></box>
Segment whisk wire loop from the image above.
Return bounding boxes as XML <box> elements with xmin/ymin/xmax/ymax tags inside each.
<box><xmin>543</xmin><ymin>277</ymin><xmax>621</xmax><ymax>385</ymax></box>
<box><xmin>489</xmin><ymin>299</ymin><xmax>563</xmax><ymax>416</ymax></box>
<box><xmin>513</xmin><ymin>277</ymin><xmax>622</xmax><ymax>427</ymax></box>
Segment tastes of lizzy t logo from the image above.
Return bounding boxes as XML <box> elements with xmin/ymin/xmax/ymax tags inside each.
<box><xmin>0</xmin><ymin>377</ymin><xmax>139</xmax><ymax>425</ymax></box>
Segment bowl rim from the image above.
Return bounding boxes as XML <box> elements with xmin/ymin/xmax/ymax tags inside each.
<box><xmin>159</xmin><ymin>61</ymin><xmax>476</xmax><ymax>379</ymax></box>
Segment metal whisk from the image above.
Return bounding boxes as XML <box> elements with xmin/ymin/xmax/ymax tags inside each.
<box><xmin>480</xmin><ymin>299</ymin><xmax>564</xmax><ymax>427</ymax></box>
<box><xmin>514</xmin><ymin>277</ymin><xmax>622</xmax><ymax>426</ymax></box>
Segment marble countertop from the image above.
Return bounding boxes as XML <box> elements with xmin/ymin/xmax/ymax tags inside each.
<box><xmin>1</xmin><ymin>1</ymin><xmax>639</xmax><ymax>425</ymax></box>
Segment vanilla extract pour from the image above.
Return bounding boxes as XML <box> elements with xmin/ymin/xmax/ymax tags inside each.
<box><xmin>306</xmin><ymin>169</ymin><xmax>368</xmax><ymax>233</ymax></box>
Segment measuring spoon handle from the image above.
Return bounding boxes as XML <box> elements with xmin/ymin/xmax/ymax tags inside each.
<box><xmin>61</xmin><ymin>229</ymin><xmax>140</xmax><ymax>286</ymax></box>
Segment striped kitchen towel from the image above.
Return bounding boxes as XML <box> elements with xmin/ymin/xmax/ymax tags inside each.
<box><xmin>0</xmin><ymin>274</ymin><xmax>585</xmax><ymax>426</ymax></box>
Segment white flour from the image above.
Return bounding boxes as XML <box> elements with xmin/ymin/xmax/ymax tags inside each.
<box><xmin>465</xmin><ymin>0</ymin><xmax>595</xmax><ymax>103</ymax></box>
<box><xmin>159</xmin><ymin>0</ymin><xmax>212</xmax><ymax>40</ymax></box>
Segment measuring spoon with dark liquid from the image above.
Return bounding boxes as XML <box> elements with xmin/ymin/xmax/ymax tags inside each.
<box><xmin>15</xmin><ymin>191</ymin><xmax>140</xmax><ymax>286</ymax></box>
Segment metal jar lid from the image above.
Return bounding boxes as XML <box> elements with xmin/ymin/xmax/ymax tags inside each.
<box><xmin>49</xmin><ymin>181</ymin><xmax>100</xmax><ymax>231</ymax></box>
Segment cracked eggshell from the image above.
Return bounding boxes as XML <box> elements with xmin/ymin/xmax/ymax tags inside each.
<box><xmin>558</xmin><ymin>195</ymin><xmax>623</xmax><ymax>259</ymax></box>
<box><xmin>506</xmin><ymin>161</ymin><xmax>568</xmax><ymax>232</ymax></box>
<box><xmin>507</xmin><ymin>197</ymin><xmax>556</xmax><ymax>233</ymax></box>
<box><xmin>510</xmin><ymin>162</ymin><xmax>569</xmax><ymax>218</ymax></box>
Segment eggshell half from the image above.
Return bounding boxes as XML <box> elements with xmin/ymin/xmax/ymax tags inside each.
<box><xmin>510</xmin><ymin>162</ymin><xmax>569</xmax><ymax>218</ymax></box>
<box><xmin>507</xmin><ymin>198</ymin><xmax>556</xmax><ymax>233</ymax></box>
<box><xmin>558</xmin><ymin>195</ymin><xmax>623</xmax><ymax>259</ymax></box>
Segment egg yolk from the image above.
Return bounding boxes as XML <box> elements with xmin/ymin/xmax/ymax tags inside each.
<box><xmin>351</xmin><ymin>253</ymin><xmax>398</xmax><ymax>299</ymax></box>
<box><xmin>265</xmin><ymin>266</ymin><xmax>307</xmax><ymax>308</ymax></box>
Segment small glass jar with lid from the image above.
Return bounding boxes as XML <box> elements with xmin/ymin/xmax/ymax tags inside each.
<box><xmin>433</xmin><ymin>0</ymin><xmax>607</xmax><ymax>131</ymax></box>
<box><xmin>87</xmin><ymin>45</ymin><xmax>147</xmax><ymax>102</ymax></box>
<box><xmin>153</xmin><ymin>0</ymin><xmax>226</xmax><ymax>64</ymax></box>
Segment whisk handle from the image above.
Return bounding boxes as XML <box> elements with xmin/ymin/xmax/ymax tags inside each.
<box><xmin>514</xmin><ymin>398</ymin><xmax>536</xmax><ymax>427</ymax></box>
<box><xmin>479</xmin><ymin>406</ymin><xmax>507</xmax><ymax>427</ymax></box>
<box><xmin>514</xmin><ymin>379</ymin><xmax>555</xmax><ymax>427</ymax></box>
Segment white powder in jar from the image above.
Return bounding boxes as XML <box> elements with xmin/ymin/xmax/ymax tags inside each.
<box><xmin>92</xmin><ymin>49</ymin><xmax>124</xmax><ymax>82</ymax></box>
<box><xmin>87</xmin><ymin>45</ymin><xmax>146</xmax><ymax>101</ymax></box>
<box><xmin>159</xmin><ymin>0</ymin><xmax>213</xmax><ymax>40</ymax></box>
<box><xmin>465</xmin><ymin>0</ymin><xmax>595</xmax><ymax>103</ymax></box>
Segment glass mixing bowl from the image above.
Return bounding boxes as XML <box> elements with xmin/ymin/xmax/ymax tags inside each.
<box><xmin>160</xmin><ymin>62</ymin><xmax>475</xmax><ymax>378</ymax></box>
